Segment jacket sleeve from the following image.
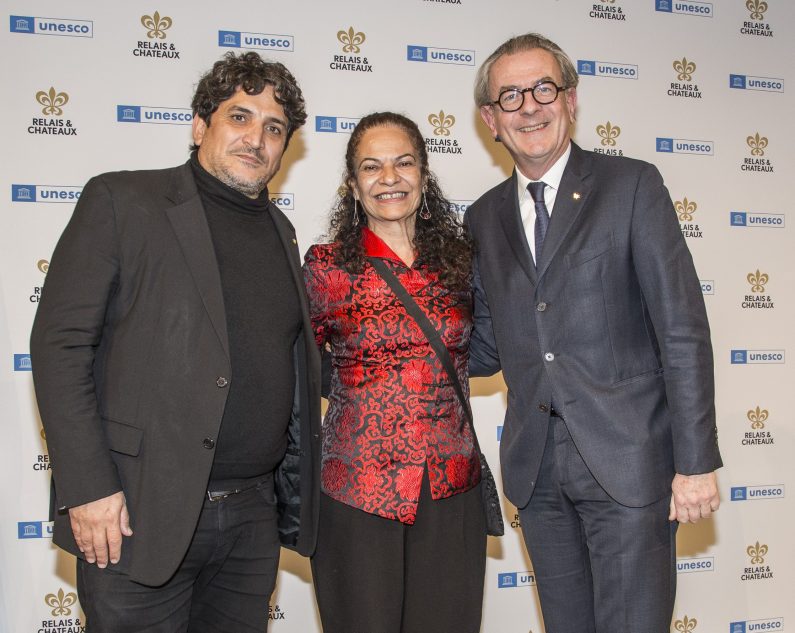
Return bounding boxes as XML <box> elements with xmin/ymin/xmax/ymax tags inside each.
<box><xmin>630</xmin><ymin>163</ymin><xmax>721</xmax><ymax>475</ymax></box>
<box><xmin>30</xmin><ymin>175</ymin><xmax>124</xmax><ymax>508</ymax></box>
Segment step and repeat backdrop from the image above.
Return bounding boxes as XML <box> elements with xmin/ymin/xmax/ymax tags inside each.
<box><xmin>1</xmin><ymin>1</ymin><xmax>792</xmax><ymax>631</ymax></box>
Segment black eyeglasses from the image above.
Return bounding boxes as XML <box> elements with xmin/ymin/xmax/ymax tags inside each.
<box><xmin>491</xmin><ymin>81</ymin><xmax>567</xmax><ymax>112</ymax></box>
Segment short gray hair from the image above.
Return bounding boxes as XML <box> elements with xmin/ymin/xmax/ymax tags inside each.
<box><xmin>474</xmin><ymin>33</ymin><xmax>579</xmax><ymax>107</ymax></box>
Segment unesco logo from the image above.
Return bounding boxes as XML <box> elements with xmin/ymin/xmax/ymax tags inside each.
<box><xmin>730</xmin><ymin>211</ymin><xmax>784</xmax><ymax>228</ymax></box>
<box><xmin>270</xmin><ymin>193</ymin><xmax>294</xmax><ymax>211</ymax></box>
<box><xmin>676</xmin><ymin>557</ymin><xmax>714</xmax><ymax>573</ymax></box>
<box><xmin>731</xmin><ymin>349</ymin><xmax>785</xmax><ymax>364</ymax></box>
<box><xmin>700</xmin><ymin>280</ymin><xmax>714</xmax><ymax>295</ymax></box>
<box><xmin>218</xmin><ymin>30</ymin><xmax>294</xmax><ymax>52</ymax></box>
<box><xmin>730</xmin><ymin>618</ymin><xmax>784</xmax><ymax>632</ymax></box>
<box><xmin>577</xmin><ymin>60</ymin><xmax>638</xmax><ymax>79</ymax></box>
<box><xmin>656</xmin><ymin>137</ymin><xmax>713</xmax><ymax>155</ymax></box>
<box><xmin>497</xmin><ymin>571</ymin><xmax>535</xmax><ymax>588</ymax></box>
<box><xmin>17</xmin><ymin>520</ymin><xmax>54</xmax><ymax>539</ymax></box>
<box><xmin>730</xmin><ymin>74</ymin><xmax>784</xmax><ymax>93</ymax></box>
<box><xmin>407</xmin><ymin>44</ymin><xmax>475</xmax><ymax>66</ymax></box>
<box><xmin>655</xmin><ymin>0</ymin><xmax>713</xmax><ymax>17</ymax></box>
<box><xmin>10</xmin><ymin>15</ymin><xmax>93</xmax><ymax>37</ymax></box>
<box><xmin>14</xmin><ymin>354</ymin><xmax>32</xmax><ymax>371</ymax></box>
<box><xmin>731</xmin><ymin>485</ymin><xmax>784</xmax><ymax>501</ymax></box>
<box><xmin>496</xmin><ymin>425</ymin><xmax>503</xmax><ymax>441</ymax></box>
<box><xmin>117</xmin><ymin>105</ymin><xmax>192</xmax><ymax>125</ymax></box>
<box><xmin>673</xmin><ymin>616</ymin><xmax>698</xmax><ymax>632</ymax></box>
<box><xmin>12</xmin><ymin>184</ymin><xmax>82</xmax><ymax>203</ymax></box>
<box><xmin>315</xmin><ymin>116</ymin><xmax>359</xmax><ymax>134</ymax></box>
<box><xmin>448</xmin><ymin>200</ymin><xmax>472</xmax><ymax>215</ymax></box>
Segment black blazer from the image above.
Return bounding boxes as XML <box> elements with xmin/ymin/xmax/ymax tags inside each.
<box><xmin>30</xmin><ymin>162</ymin><xmax>320</xmax><ymax>585</ymax></box>
<box><xmin>467</xmin><ymin>143</ymin><xmax>721</xmax><ymax>510</ymax></box>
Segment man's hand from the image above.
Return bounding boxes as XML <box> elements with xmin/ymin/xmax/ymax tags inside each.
<box><xmin>68</xmin><ymin>491</ymin><xmax>133</xmax><ymax>567</ymax></box>
<box><xmin>669</xmin><ymin>472</ymin><xmax>720</xmax><ymax>524</ymax></box>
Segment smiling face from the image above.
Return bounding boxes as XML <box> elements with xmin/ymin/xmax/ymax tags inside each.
<box><xmin>350</xmin><ymin>124</ymin><xmax>424</xmax><ymax>232</ymax></box>
<box><xmin>480</xmin><ymin>48</ymin><xmax>577</xmax><ymax>181</ymax></box>
<box><xmin>192</xmin><ymin>85</ymin><xmax>288</xmax><ymax>198</ymax></box>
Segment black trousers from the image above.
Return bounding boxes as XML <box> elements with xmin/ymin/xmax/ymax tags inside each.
<box><xmin>311</xmin><ymin>472</ymin><xmax>487</xmax><ymax>633</ymax></box>
<box><xmin>77</xmin><ymin>474</ymin><xmax>280</xmax><ymax>633</ymax></box>
<box><xmin>519</xmin><ymin>417</ymin><xmax>677</xmax><ymax>633</ymax></box>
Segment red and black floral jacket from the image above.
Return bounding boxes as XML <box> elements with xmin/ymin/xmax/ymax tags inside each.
<box><xmin>303</xmin><ymin>227</ymin><xmax>480</xmax><ymax>524</ymax></box>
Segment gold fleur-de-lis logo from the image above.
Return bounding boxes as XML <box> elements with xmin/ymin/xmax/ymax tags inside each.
<box><xmin>747</xmin><ymin>0</ymin><xmax>767</xmax><ymax>20</ymax></box>
<box><xmin>673</xmin><ymin>57</ymin><xmax>696</xmax><ymax>82</ymax></box>
<box><xmin>747</xmin><ymin>269</ymin><xmax>769</xmax><ymax>293</ymax></box>
<box><xmin>747</xmin><ymin>541</ymin><xmax>768</xmax><ymax>565</ymax></box>
<box><xmin>35</xmin><ymin>87</ymin><xmax>69</xmax><ymax>116</ymax></box>
<box><xmin>674</xmin><ymin>197</ymin><xmax>697</xmax><ymax>222</ymax></box>
<box><xmin>596</xmin><ymin>121</ymin><xmax>620</xmax><ymax>147</ymax></box>
<box><xmin>747</xmin><ymin>132</ymin><xmax>768</xmax><ymax>157</ymax></box>
<box><xmin>428</xmin><ymin>111</ymin><xmax>455</xmax><ymax>136</ymax></box>
<box><xmin>747</xmin><ymin>406</ymin><xmax>768</xmax><ymax>430</ymax></box>
<box><xmin>337</xmin><ymin>27</ymin><xmax>365</xmax><ymax>54</ymax></box>
<box><xmin>141</xmin><ymin>11</ymin><xmax>172</xmax><ymax>39</ymax></box>
<box><xmin>37</xmin><ymin>259</ymin><xmax>49</xmax><ymax>274</ymax></box>
<box><xmin>674</xmin><ymin>615</ymin><xmax>698</xmax><ymax>632</ymax></box>
<box><xmin>44</xmin><ymin>588</ymin><xmax>77</xmax><ymax>617</ymax></box>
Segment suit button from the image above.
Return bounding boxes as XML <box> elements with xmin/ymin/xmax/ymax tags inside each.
<box><xmin>544</xmin><ymin>352</ymin><xmax>555</xmax><ymax>362</ymax></box>
<box><xmin>538</xmin><ymin>403</ymin><xmax>549</xmax><ymax>413</ymax></box>
<box><xmin>536</xmin><ymin>302</ymin><xmax>547</xmax><ymax>312</ymax></box>
<box><xmin>202</xmin><ymin>438</ymin><xmax>215</xmax><ymax>449</ymax></box>
<box><xmin>216</xmin><ymin>376</ymin><xmax>228</xmax><ymax>388</ymax></box>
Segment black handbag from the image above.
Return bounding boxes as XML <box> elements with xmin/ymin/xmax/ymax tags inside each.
<box><xmin>368</xmin><ymin>257</ymin><xmax>505</xmax><ymax>536</ymax></box>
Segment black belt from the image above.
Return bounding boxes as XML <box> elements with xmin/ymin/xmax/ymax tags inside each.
<box><xmin>206</xmin><ymin>475</ymin><xmax>269</xmax><ymax>502</ymax></box>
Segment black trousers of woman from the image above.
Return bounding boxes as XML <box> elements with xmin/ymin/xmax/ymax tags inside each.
<box><xmin>311</xmin><ymin>472</ymin><xmax>487</xmax><ymax>633</ymax></box>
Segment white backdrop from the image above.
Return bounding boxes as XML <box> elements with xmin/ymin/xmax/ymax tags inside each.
<box><xmin>2</xmin><ymin>1</ymin><xmax>793</xmax><ymax>632</ymax></box>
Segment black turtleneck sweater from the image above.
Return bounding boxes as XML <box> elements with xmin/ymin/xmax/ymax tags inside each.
<box><xmin>190</xmin><ymin>154</ymin><xmax>301</xmax><ymax>482</ymax></box>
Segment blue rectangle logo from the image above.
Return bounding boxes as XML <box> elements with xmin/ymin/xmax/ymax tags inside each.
<box><xmin>406</xmin><ymin>45</ymin><xmax>474</xmax><ymax>66</ymax></box>
<box><xmin>14</xmin><ymin>354</ymin><xmax>32</xmax><ymax>371</ymax></box>
<box><xmin>17</xmin><ymin>521</ymin><xmax>54</xmax><ymax>538</ymax></box>
<box><xmin>12</xmin><ymin>184</ymin><xmax>36</xmax><ymax>201</ymax></box>
<box><xmin>731</xmin><ymin>486</ymin><xmax>747</xmax><ymax>500</ymax></box>
<box><xmin>655</xmin><ymin>1</ymin><xmax>713</xmax><ymax>17</ymax></box>
<box><xmin>497</xmin><ymin>425</ymin><xmax>503</xmax><ymax>441</ymax></box>
<box><xmin>656</xmin><ymin>137</ymin><xmax>713</xmax><ymax>155</ymax></box>
<box><xmin>117</xmin><ymin>105</ymin><xmax>192</xmax><ymax>125</ymax></box>
<box><xmin>577</xmin><ymin>59</ymin><xmax>638</xmax><ymax>79</ymax></box>
<box><xmin>218</xmin><ymin>30</ymin><xmax>293</xmax><ymax>51</ymax></box>
<box><xmin>10</xmin><ymin>15</ymin><xmax>93</xmax><ymax>37</ymax></box>
<box><xmin>730</xmin><ymin>211</ymin><xmax>784</xmax><ymax>228</ymax></box>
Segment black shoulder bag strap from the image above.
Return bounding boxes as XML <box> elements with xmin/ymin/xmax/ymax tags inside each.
<box><xmin>367</xmin><ymin>258</ymin><xmax>475</xmax><ymax>441</ymax></box>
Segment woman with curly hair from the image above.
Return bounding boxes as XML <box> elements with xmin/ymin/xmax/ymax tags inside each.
<box><xmin>303</xmin><ymin>112</ymin><xmax>486</xmax><ymax>633</ymax></box>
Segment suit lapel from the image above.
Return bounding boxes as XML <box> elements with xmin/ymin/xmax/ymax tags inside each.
<box><xmin>165</xmin><ymin>163</ymin><xmax>230</xmax><ymax>358</ymax></box>
<box><xmin>536</xmin><ymin>143</ymin><xmax>593</xmax><ymax>280</ymax></box>
<box><xmin>497</xmin><ymin>172</ymin><xmax>537</xmax><ymax>286</ymax></box>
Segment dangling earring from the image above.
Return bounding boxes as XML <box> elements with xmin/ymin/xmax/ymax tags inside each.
<box><xmin>352</xmin><ymin>199</ymin><xmax>360</xmax><ymax>226</ymax></box>
<box><xmin>419</xmin><ymin>192</ymin><xmax>431</xmax><ymax>220</ymax></box>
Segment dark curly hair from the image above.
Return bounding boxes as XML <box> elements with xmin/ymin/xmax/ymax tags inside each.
<box><xmin>191</xmin><ymin>52</ymin><xmax>306</xmax><ymax>149</ymax></box>
<box><xmin>328</xmin><ymin>112</ymin><xmax>472</xmax><ymax>292</ymax></box>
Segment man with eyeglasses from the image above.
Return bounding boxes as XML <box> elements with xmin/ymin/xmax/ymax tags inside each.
<box><xmin>466</xmin><ymin>33</ymin><xmax>721</xmax><ymax>632</ymax></box>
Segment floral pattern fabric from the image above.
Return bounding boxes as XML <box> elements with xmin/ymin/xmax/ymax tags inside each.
<box><xmin>303</xmin><ymin>228</ymin><xmax>480</xmax><ymax>525</ymax></box>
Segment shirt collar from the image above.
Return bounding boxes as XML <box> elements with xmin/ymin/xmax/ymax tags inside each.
<box><xmin>362</xmin><ymin>226</ymin><xmax>407</xmax><ymax>265</ymax></box>
<box><xmin>516</xmin><ymin>143</ymin><xmax>572</xmax><ymax>200</ymax></box>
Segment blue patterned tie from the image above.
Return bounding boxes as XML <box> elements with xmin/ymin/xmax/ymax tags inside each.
<box><xmin>527</xmin><ymin>181</ymin><xmax>549</xmax><ymax>267</ymax></box>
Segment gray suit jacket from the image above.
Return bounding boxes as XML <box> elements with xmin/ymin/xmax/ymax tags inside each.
<box><xmin>467</xmin><ymin>143</ymin><xmax>721</xmax><ymax>510</ymax></box>
<box><xmin>30</xmin><ymin>162</ymin><xmax>320</xmax><ymax>585</ymax></box>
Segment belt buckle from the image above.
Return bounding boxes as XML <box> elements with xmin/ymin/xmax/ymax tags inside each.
<box><xmin>206</xmin><ymin>489</ymin><xmax>234</xmax><ymax>502</ymax></box>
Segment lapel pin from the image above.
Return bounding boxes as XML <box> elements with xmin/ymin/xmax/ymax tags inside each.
<box><xmin>573</xmin><ymin>192</ymin><xmax>581</xmax><ymax>200</ymax></box>
<box><xmin>292</xmin><ymin>238</ymin><xmax>297</xmax><ymax>245</ymax></box>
